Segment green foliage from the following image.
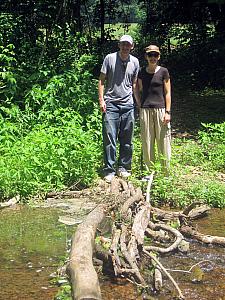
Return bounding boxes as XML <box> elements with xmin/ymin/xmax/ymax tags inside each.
<box><xmin>0</xmin><ymin>109</ymin><xmax>101</xmax><ymax>198</ymax></box>
<box><xmin>198</xmin><ymin>123</ymin><xmax>225</xmax><ymax>171</ymax></box>
<box><xmin>0</xmin><ymin>45</ymin><xmax>103</xmax><ymax>201</ymax></box>
<box><xmin>45</xmin><ymin>26</ymin><xmax>92</xmax><ymax>70</ymax></box>
<box><xmin>54</xmin><ymin>284</ymin><xmax>72</xmax><ymax>300</ymax></box>
<box><xmin>25</xmin><ymin>54</ymin><xmax>99</xmax><ymax>121</ymax></box>
<box><xmin>0</xmin><ymin>44</ymin><xmax>17</xmax><ymax>101</ymax></box>
<box><xmin>199</xmin><ymin>122</ymin><xmax>225</xmax><ymax>143</ymax></box>
<box><xmin>133</xmin><ymin>122</ymin><xmax>225</xmax><ymax>208</ymax></box>
<box><xmin>0</xmin><ymin>2</ymin><xmax>224</xmax><ymax>208</ymax></box>
<box><xmin>0</xmin><ymin>13</ymin><xmax>18</xmax><ymax>46</ymax></box>
<box><xmin>173</xmin><ymin>122</ymin><xmax>225</xmax><ymax>172</ymax></box>
<box><xmin>144</xmin><ymin>163</ymin><xmax>225</xmax><ymax>208</ymax></box>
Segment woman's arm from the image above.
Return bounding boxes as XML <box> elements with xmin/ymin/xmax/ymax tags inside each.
<box><xmin>163</xmin><ymin>78</ymin><xmax>171</xmax><ymax>124</ymax></box>
<box><xmin>133</xmin><ymin>78</ymin><xmax>142</xmax><ymax>108</ymax></box>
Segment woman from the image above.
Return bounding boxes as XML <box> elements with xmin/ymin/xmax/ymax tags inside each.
<box><xmin>137</xmin><ymin>45</ymin><xmax>171</xmax><ymax>174</ymax></box>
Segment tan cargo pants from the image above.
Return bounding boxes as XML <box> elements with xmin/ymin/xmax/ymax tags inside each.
<box><xmin>139</xmin><ymin>108</ymin><xmax>171</xmax><ymax>172</ymax></box>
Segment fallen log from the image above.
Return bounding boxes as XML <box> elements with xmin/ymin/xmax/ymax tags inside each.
<box><xmin>110</xmin><ymin>225</ymin><xmax>122</xmax><ymax>276</ymax></box>
<box><xmin>186</xmin><ymin>204</ymin><xmax>210</xmax><ymax>220</ymax></box>
<box><xmin>132</xmin><ymin>203</ymin><xmax>151</xmax><ymax>246</ymax></box>
<box><xmin>180</xmin><ymin>225</ymin><xmax>225</xmax><ymax>246</ymax></box>
<box><xmin>67</xmin><ymin>180</ymin><xmax>138</xmax><ymax>300</ymax></box>
<box><xmin>120</xmin><ymin>187</ymin><xmax>143</xmax><ymax>218</ymax></box>
<box><xmin>67</xmin><ymin>204</ymin><xmax>106</xmax><ymax>300</ymax></box>
<box><xmin>145</xmin><ymin>227</ymin><xmax>170</xmax><ymax>242</ymax></box>
<box><xmin>151</xmin><ymin>203</ymin><xmax>211</xmax><ymax>222</ymax></box>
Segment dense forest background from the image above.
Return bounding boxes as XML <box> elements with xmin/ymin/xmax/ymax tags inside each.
<box><xmin>0</xmin><ymin>0</ymin><xmax>224</xmax><ymax>207</ymax></box>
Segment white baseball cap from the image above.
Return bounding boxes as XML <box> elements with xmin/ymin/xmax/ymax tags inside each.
<box><xmin>119</xmin><ymin>35</ymin><xmax>133</xmax><ymax>45</ymax></box>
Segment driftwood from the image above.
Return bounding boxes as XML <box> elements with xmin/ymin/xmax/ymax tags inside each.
<box><xmin>180</xmin><ymin>225</ymin><xmax>225</xmax><ymax>246</ymax></box>
<box><xmin>145</xmin><ymin>227</ymin><xmax>171</xmax><ymax>242</ymax></box>
<box><xmin>47</xmin><ymin>190</ymin><xmax>81</xmax><ymax>198</ymax></box>
<box><xmin>110</xmin><ymin>225</ymin><xmax>122</xmax><ymax>276</ymax></box>
<box><xmin>67</xmin><ymin>204</ymin><xmax>106</xmax><ymax>300</ymax></box>
<box><xmin>154</xmin><ymin>267</ymin><xmax>163</xmax><ymax>291</ymax></box>
<box><xmin>151</xmin><ymin>204</ymin><xmax>210</xmax><ymax>222</ymax></box>
<box><xmin>120</xmin><ymin>187</ymin><xmax>143</xmax><ymax>218</ymax></box>
<box><xmin>132</xmin><ymin>203</ymin><xmax>151</xmax><ymax>246</ymax></box>
<box><xmin>120</xmin><ymin>224</ymin><xmax>146</xmax><ymax>285</ymax></box>
<box><xmin>0</xmin><ymin>195</ymin><xmax>20</xmax><ymax>209</ymax></box>
<box><xmin>143</xmin><ymin>249</ymin><xmax>185</xmax><ymax>299</ymax></box>
<box><xmin>67</xmin><ymin>178</ymin><xmax>144</xmax><ymax>299</ymax></box>
<box><xmin>67</xmin><ymin>174</ymin><xmax>224</xmax><ymax>300</ymax></box>
<box><xmin>144</xmin><ymin>222</ymin><xmax>184</xmax><ymax>254</ymax></box>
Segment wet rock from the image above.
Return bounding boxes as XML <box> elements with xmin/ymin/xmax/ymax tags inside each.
<box><xmin>178</xmin><ymin>240</ymin><xmax>190</xmax><ymax>253</ymax></box>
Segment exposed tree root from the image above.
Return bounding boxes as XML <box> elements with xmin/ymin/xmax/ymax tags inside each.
<box><xmin>144</xmin><ymin>222</ymin><xmax>184</xmax><ymax>253</ymax></box>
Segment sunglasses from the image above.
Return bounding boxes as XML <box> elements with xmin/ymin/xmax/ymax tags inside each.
<box><xmin>147</xmin><ymin>52</ymin><xmax>159</xmax><ymax>58</ymax></box>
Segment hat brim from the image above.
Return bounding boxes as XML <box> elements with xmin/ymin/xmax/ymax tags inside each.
<box><xmin>119</xmin><ymin>40</ymin><xmax>133</xmax><ymax>45</ymax></box>
<box><xmin>145</xmin><ymin>50</ymin><xmax>160</xmax><ymax>54</ymax></box>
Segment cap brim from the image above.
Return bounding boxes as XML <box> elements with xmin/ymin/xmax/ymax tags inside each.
<box><xmin>120</xmin><ymin>40</ymin><xmax>133</xmax><ymax>45</ymax></box>
<box><xmin>146</xmin><ymin>50</ymin><xmax>160</xmax><ymax>53</ymax></box>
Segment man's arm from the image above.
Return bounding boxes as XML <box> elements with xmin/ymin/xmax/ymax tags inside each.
<box><xmin>163</xmin><ymin>78</ymin><xmax>171</xmax><ymax>124</ymax></box>
<box><xmin>98</xmin><ymin>72</ymin><xmax>106</xmax><ymax>113</ymax></box>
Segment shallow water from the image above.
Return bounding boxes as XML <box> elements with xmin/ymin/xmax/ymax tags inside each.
<box><xmin>0</xmin><ymin>205</ymin><xmax>71</xmax><ymax>300</ymax></box>
<box><xmin>0</xmin><ymin>206</ymin><xmax>224</xmax><ymax>300</ymax></box>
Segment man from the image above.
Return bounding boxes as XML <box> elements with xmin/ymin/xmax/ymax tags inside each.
<box><xmin>98</xmin><ymin>35</ymin><xmax>140</xmax><ymax>182</ymax></box>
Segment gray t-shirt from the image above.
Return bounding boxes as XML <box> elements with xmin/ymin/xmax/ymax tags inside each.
<box><xmin>101</xmin><ymin>52</ymin><xmax>139</xmax><ymax>105</ymax></box>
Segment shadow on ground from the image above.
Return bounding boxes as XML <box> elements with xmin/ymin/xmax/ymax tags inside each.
<box><xmin>172</xmin><ymin>88</ymin><xmax>225</xmax><ymax>138</ymax></box>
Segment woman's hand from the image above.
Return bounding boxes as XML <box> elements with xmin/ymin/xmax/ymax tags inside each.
<box><xmin>163</xmin><ymin>111</ymin><xmax>171</xmax><ymax>124</ymax></box>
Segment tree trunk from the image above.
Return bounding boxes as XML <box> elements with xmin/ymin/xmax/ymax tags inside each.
<box><xmin>100</xmin><ymin>0</ymin><xmax>105</xmax><ymax>44</ymax></box>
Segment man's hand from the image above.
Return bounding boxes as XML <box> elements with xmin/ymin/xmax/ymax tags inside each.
<box><xmin>99</xmin><ymin>99</ymin><xmax>106</xmax><ymax>113</ymax></box>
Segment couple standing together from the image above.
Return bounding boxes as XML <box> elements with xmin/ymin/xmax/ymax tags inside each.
<box><xmin>98</xmin><ymin>35</ymin><xmax>171</xmax><ymax>183</ymax></box>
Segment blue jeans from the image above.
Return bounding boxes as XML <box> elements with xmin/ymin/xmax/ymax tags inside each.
<box><xmin>102</xmin><ymin>103</ymin><xmax>135</xmax><ymax>175</ymax></box>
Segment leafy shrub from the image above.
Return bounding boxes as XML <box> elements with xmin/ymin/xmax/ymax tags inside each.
<box><xmin>0</xmin><ymin>49</ymin><xmax>103</xmax><ymax>200</ymax></box>
<box><xmin>0</xmin><ymin>109</ymin><xmax>102</xmax><ymax>198</ymax></box>
<box><xmin>172</xmin><ymin>122</ymin><xmax>225</xmax><ymax>172</ymax></box>
<box><xmin>142</xmin><ymin>163</ymin><xmax>225</xmax><ymax>208</ymax></box>
<box><xmin>25</xmin><ymin>54</ymin><xmax>99</xmax><ymax>125</ymax></box>
<box><xmin>198</xmin><ymin>122</ymin><xmax>225</xmax><ymax>172</ymax></box>
<box><xmin>172</xmin><ymin>139</ymin><xmax>205</xmax><ymax>167</ymax></box>
<box><xmin>0</xmin><ymin>44</ymin><xmax>17</xmax><ymax>101</ymax></box>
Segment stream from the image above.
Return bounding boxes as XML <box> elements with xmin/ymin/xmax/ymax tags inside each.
<box><xmin>0</xmin><ymin>206</ymin><xmax>73</xmax><ymax>300</ymax></box>
<box><xmin>0</xmin><ymin>205</ymin><xmax>224</xmax><ymax>300</ymax></box>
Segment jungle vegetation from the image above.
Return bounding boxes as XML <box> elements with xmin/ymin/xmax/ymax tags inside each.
<box><xmin>0</xmin><ymin>0</ymin><xmax>224</xmax><ymax>207</ymax></box>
